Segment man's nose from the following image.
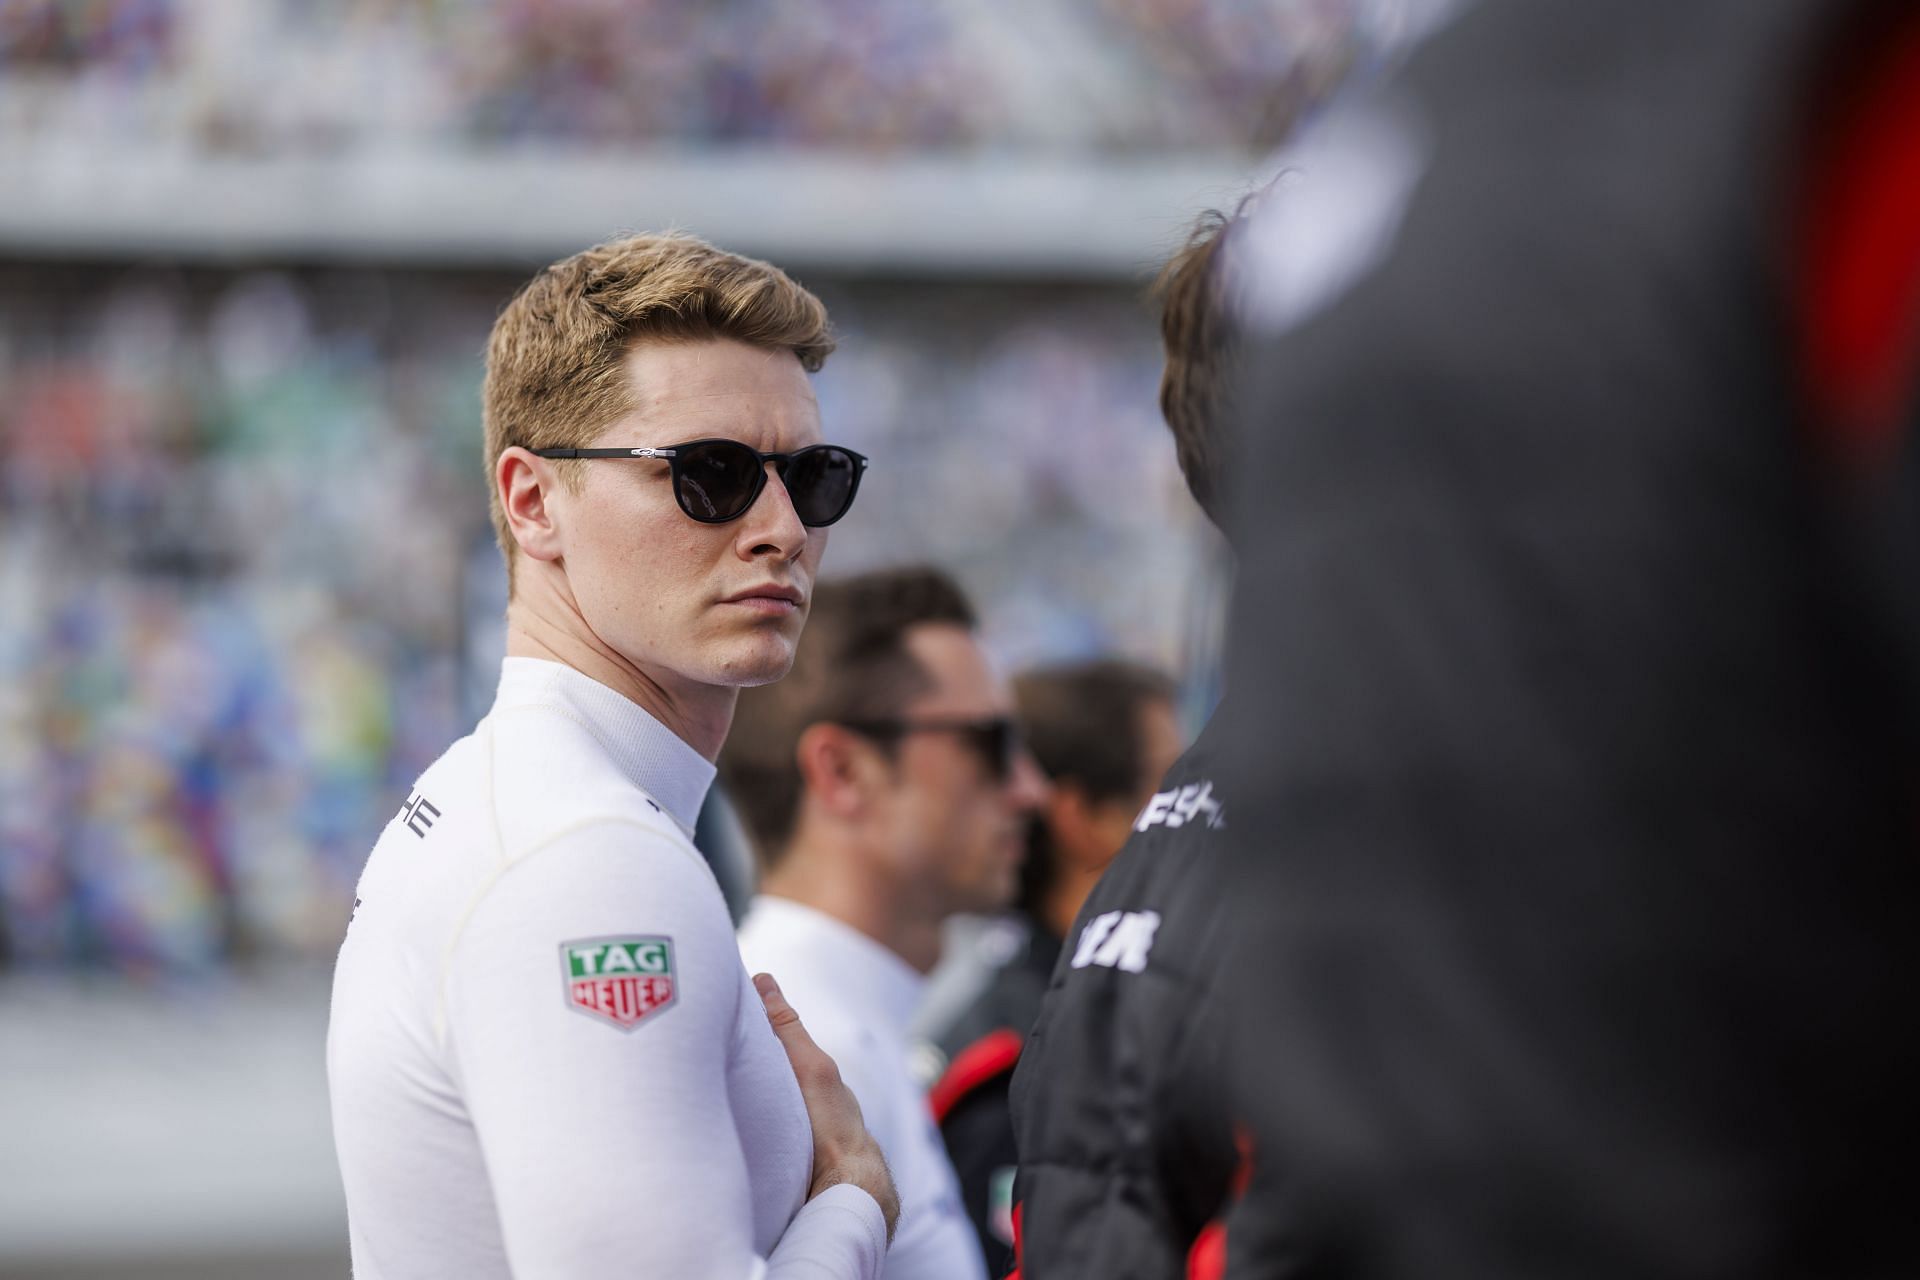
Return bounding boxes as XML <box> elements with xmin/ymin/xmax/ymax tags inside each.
<box><xmin>736</xmin><ymin>460</ymin><xmax>808</xmax><ymax>556</ymax></box>
<box><xmin>1007</xmin><ymin>749</ymin><xmax>1050</xmax><ymax>810</ymax></box>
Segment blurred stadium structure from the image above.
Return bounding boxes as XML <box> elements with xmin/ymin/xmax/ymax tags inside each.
<box><xmin>0</xmin><ymin>0</ymin><xmax>1402</xmax><ymax>269</ymax></box>
<box><xmin>0</xmin><ymin>1</ymin><xmax>1395</xmax><ymax>1274</ymax></box>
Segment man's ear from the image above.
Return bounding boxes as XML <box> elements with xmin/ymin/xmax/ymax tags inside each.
<box><xmin>795</xmin><ymin>722</ymin><xmax>886</xmax><ymax>821</ymax></box>
<box><xmin>498</xmin><ymin>446</ymin><xmax>565</xmax><ymax>563</ymax></box>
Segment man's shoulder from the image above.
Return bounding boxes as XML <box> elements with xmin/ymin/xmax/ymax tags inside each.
<box><xmin>351</xmin><ymin>726</ymin><xmax>490</xmax><ymax>906</ymax></box>
<box><xmin>488</xmin><ymin>709</ymin><xmax>686</xmax><ymax>850</ymax></box>
<box><xmin>353</xmin><ymin>718</ymin><xmax>700</xmax><ymax>962</ymax></box>
<box><xmin>1125</xmin><ymin>724</ymin><xmax>1230</xmax><ymax>845</ymax></box>
<box><xmin>369</xmin><ymin>714</ymin><xmax>688</xmax><ymax>868</ymax></box>
<box><xmin>1045</xmin><ymin>731</ymin><xmax>1240</xmax><ymax>1002</ymax></box>
<box><xmin>1081</xmin><ymin>720</ymin><xmax>1235</xmax><ymax>906</ymax></box>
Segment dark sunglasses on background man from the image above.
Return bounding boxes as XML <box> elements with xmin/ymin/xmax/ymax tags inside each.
<box><xmin>838</xmin><ymin>716</ymin><xmax>1026</xmax><ymax>782</ymax></box>
<box><xmin>529</xmin><ymin>438</ymin><xmax>868</xmax><ymax>526</ymax></box>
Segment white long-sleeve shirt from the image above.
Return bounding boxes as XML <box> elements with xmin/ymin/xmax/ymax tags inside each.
<box><xmin>739</xmin><ymin>898</ymin><xmax>987</xmax><ymax>1280</ymax></box>
<box><xmin>328</xmin><ymin>658</ymin><xmax>887</xmax><ymax>1279</ymax></box>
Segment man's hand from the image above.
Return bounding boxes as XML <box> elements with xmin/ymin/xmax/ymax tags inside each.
<box><xmin>754</xmin><ymin>972</ymin><xmax>902</xmax><ymax>1243</ymax></box>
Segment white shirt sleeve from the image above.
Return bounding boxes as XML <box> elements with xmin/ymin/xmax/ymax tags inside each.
<box><xmin>443</xmin><ymin>821</ymin><xmax>885</xmax><ymax>1279</ymax></box>
<box><xmin>763</xmin><ymin>1185</ymin><xmax>889</xmax><ymax>1279</ymax></box>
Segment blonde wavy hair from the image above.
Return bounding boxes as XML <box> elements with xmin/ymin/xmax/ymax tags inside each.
<box><xmin>482</xmin><ymin>232</ymin><xmax>835</xmax><ymax>589</ymax></box>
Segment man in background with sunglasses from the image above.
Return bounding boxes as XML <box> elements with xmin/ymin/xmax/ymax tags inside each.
<box><xmin>723</xmin><ymin>565</ymin><xmax>1051</xmax><ymax>1280</ymax></box>
<box><xmin>328</xmin><ymin>233</ymin><xmax>897</xmax><ymax>1279</ymax></box>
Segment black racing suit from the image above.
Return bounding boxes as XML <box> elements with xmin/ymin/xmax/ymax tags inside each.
<box><xmin>1007</xmin><ymin>720</ymin><xmax>1246</xmax><ymax>1279</ymax></box>
<box><xmin>1211</xmin><ymin>0</ymin><xmax>1920</xmax><ymax>1276</ymax></box>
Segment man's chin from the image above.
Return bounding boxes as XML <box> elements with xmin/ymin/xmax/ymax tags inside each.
<box><xmin>963</xmin><ymin>876</ymin><xmax>1022</xmax><ymax>918</ymax></box>
<box><xmin>730</xmin><ymin>661</ymin><xmax>795</xmax><ymax>689</ymax></box>
<box><xmin>709</xmin><ymin>633</ymin><xmax>798</xmax><ymax>688</ymax></box>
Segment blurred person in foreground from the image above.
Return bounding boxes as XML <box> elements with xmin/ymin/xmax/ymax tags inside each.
<box><xmin>723</xmin><ymin>565</ymin><xmax>1050</xmax><ymax>1280</ymax></box>
<box><xmin>326</xmin><ymin>233</ymin><xmax>900</xmax><ymax>1278</ymax></box>
<box><xmin>1214</xmin><ymin>0</ymin><xmax>1920</xmax><ymax>1275</ymax></box>
<box><xmin>929</xmin><ymin>659</ymin><xmax>1184</xmax><ymax>1276</ymax></box>
<box><xmin>1006</xmin><ymin>205</ymin><xmax>1257</xmax><ymax>1279</ymax></box>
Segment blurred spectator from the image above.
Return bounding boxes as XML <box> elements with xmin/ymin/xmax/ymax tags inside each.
<box><xmin>1005</xmin><ymin>200</ymin><xmax>1255</xmax><ymax>1277</ymax></box>
<box><xmin>929</xmin><ymin>658</ymin><xmax>1182</xmax><ymax>1277</ymax></box>
<box><xmin>727</xmin><ymin>565</ymin><xmax>1049</xmax><ymax>1280</ymax></box>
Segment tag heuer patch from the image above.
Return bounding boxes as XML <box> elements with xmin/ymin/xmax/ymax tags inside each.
<box><xmin>560</xmin><ymin>936</ymin><xmax>677</xmax><ymax>1031</ymax></box>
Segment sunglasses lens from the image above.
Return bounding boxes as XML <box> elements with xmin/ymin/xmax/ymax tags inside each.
<box><xmin>785</xmin><ymin>446</ymin><xmax>860</xmax><ymax>526</ymax></box>
<box><xmin>974</xmin><ymin>721</ymin><xmax>1018</xmax><ymax>780</ymax></box>
<box><xmin>676</xmin><ymin>441</ymin><xmax>763</xmax><ymax>521</ymax></box>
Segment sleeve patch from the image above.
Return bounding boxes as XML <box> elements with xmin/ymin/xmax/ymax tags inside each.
<box><xmin>559</xmin><ymin>936</ymin><xmax>678</xmax><ymax>1031</ymax></box>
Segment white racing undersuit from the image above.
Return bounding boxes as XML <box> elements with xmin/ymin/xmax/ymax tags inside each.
<box><xmin>328</xmin><ymin>657</ymin><xmax>887</xmax><ymax>1279</ymax></box>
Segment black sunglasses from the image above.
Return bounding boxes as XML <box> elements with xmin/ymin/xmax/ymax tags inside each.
<box><xmin>529</xmin><ymin>438</ymin><xmax>868</xmax><ymax>527</ymax></box>
<box><xmin>839</xmin><ymin>716</ymin><xmax>1025</xmax><ymax>782</ymax></box>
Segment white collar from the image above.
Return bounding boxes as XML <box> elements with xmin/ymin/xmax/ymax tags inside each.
<box><xmin>743</xmin><ymin>895</ymin><xmax>926</xmax><ymax>1035</ymax></box>
<box><xmin>491</xmin><ymin>657</ymin><xmax>716</xmax><ymax>837</ymax></box>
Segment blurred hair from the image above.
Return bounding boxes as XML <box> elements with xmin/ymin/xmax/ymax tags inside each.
<box><xmin>482</xmin><ymin>232</ymin><xmax>835</xmax><ymax>590</ymax></box>
<box><xmin>1013</xmin><ymin>658</ymin><xmax>1178</xmax><ymax>917</ymax></box>
<box><xmin>719</xmin><ymin>566</ymin><xmax>977</xmax><ymax>868</ymax></box>
<box><xmin>1152</xmin><ymin>205</ymin><xmax>1249</xmax><ymax>525</ymax></box>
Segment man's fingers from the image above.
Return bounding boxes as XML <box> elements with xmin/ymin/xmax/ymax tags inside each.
<box><xmin>755</xmin><ymin>972</ymin><xmax>846</xmax><ymax>1097</ymax></box>
<box><xmin>754</xmin><ymin>972</ymin><xmax>803</xmax><ymax>1031</ymax></box>
<box><xmin>755</xmin><ymin>973</ymin><xmax>819</xmax><ymax>1055</ymax></box>
<box><xmin>755</xmin><ymin>973</ymin><xmax>895</xmax><ymax>1238</ymax></box>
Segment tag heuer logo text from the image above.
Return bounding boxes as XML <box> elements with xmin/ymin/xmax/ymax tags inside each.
<box><xmin>560</xmin><ymin>936</ymin><xmax>677</xmax><ymax>1031</ymax></box>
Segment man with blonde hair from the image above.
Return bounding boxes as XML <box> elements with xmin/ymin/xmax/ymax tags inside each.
<box><xmin>328</xmin><ymin>233</ymin><xmax>898</xmax><ymax>1278</ymax></box>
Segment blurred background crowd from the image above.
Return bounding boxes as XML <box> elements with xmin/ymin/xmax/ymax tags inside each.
<box><xmin>1</xmin><ymin>1</ymin><xmax>1403</xmax><ymax>1273</ymax></box>
<box><xmin>0</xmin><ymin>0</ymin><xmax>1387</xmax><ymax>153</ymax></box>
<box><xmin>0</xmin><ymin>0</ymin><xmax>1436</xmax><ymax>977</ymax></box>
<box><xmin>0</xmin><ymin>262</ymin><xmax>1222</xmax><ymax>974</ymax></box>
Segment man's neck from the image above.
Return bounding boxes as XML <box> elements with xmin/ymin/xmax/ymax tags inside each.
<box><xmin>504</xmin><ymin>590</ymin><xmax>735</xmax><ymax>762</ymax></box>
<box><xmin>1040</xmin><ymin>862</ymin><xmax>1106</xmax><ymax>942</ymax></box>
<box><xmin>759</xmin><ymin>839</ymin><xmax>944</xmax><ymax>974</ymax></box>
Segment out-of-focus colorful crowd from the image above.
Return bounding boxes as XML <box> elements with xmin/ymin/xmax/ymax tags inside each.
<box><xmin>0</xmin><ymin>0</ymin><xmax>1390</xmax><ymax>153</ymax></box>
<box><xmin>0</xmin><ymin>263</ymin><xmax>1218</xmax><ymax>971</ymax></box>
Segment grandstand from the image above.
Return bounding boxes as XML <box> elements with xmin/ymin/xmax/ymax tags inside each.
<box><xmin>0</xmin><ymin>3</ymin><xmax>1384</xmax><ymax>1274</ymax></box>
